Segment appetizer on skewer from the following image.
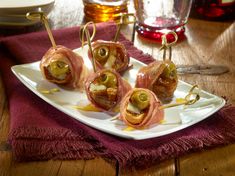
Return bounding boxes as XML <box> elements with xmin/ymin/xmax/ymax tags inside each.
<box><xmin>119</xmin><ymin>88</ymin><xmax>164</xmax><ymax>129</ymax></box>
<box><xmin>40</xmin><ymin>45</ymin><xmax>88</xmax><ymax>89</ymax></box>
<box><xmin>84</xmin><ymin>69</ymin><xmax>132</xmax><ymax>113</ymax></box>
<box><xmin>118</xmin><ymin>85</ymin><xmax>200</xmax><ymax>129</ymax></box>
<box><xmin>26</xmin><ymin>12</ymin><xmax>89</xmax><ymax>89</ymax></box>
<box><xmin>83</xmin><ymin>14</ymin><xmax>135</xmax><ymax>74</ymax></box>
<box><xmin>136</xmin><ymin>31</ymin><xmax>178</xmax><ymax>103</ymax></box>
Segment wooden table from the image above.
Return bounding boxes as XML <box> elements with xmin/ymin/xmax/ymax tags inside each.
<box><xmin>0</xmin><ymin>0</ymin><xmax>235</xmax><ymax>175</ymax></box>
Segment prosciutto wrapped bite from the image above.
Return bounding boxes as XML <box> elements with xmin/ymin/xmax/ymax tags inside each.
<box><xmin>88</xmin><ymin>40</ymin><xmax>130</xmax><ymax>73</ymax></box>
<box><xmin>119</xmin><ymin>88</ymin><xmax>164</xmax><ymax>129</ymax></box>
<box><xmin>40</xmin><ymin>45</ymin><xmax>88</xmax><ymax>89</ymax></box>
<box><xmin>135</xmin><ymin>60</ymin><xmax>178</xmax><ymax>103</ymax></box>
<box><xmin>85</xmin><ymin>69</ymin><xmax>131</xmax><ymax>113</ymax></box>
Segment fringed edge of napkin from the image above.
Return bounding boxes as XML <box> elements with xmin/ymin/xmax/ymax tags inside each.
<box><xmin>9</xmin><ymin>126</ymin><xmax>108</xmax><ymax>161</ymax></box>
<box><xmin>102</xmin><ymin>105</ymin><xmax>235</xmax><ymax>169</ymax></box>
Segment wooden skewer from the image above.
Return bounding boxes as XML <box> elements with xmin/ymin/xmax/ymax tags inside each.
<box><xmin>113</xmin><ymin>13</ymin><xmax>136</xmax><ymax>42</ymax></box>
<box><xmin>160</xmin><ymin>85</ymin><xmax>200</xmax><ymax>109</ymax></box>
<box><xmin>79</xmin><ymin>21</ymin><xmax>96</xmax><ymax>48</ymax></box>
<box><xmin>160</xmin><ymin>31</ymin><xmax>178</xmax><ymax>61</ymax></box>
<box><xmin>26</xmin><ymin>11</ymin><xmax>56</xmax><ymax>48</ymax></box>
<box><xmin>80</xmin><ymin>22</ymin><xmax>97</xmax><ymax>72</ymax></box>
<box><xmin>111</xmin><ymin>85</ymin><xmax>200</xmax><ymax>121</ymax></box>
<box><xmin>159</xmin><ymin>93</ymin><xmax>200</xmax><ymax>109</ymax></box>
<box><xmin>110</xmin><ymin>115</ymin><xmax>119</xmax><ymax>121</ymax></box>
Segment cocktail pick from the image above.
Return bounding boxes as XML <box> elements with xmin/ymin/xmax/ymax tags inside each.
<box><xmin>79</xmin><ymin>21</ymin><xmax>97</xmax><ymax>72</ymax></box>
<box><xmin>110</xmin><ymin>85</ymin><xmax>200</xmax><ymax>121</ymax></box>
<box><xmin>158</xmin><ymin>85</ymin><xmax>200</xmax><ymax>110</ymax></box>
<box><xmin>113</xmin><ymin>13</ymin><xmax>136</xmax><ymax>42</ymax></box>
<box><xmin>79</xmin><ymin>21</ymin><xmax>96</xmax><ymax>48</ymax></box>
<box><xmin>26</xmin><ymin>11</ymin><xmax>56</xmax><ymax>48</ymax></box>
<box><xmin>159</xmin><ymin>31</ymin><xmax>178</xmax><ymax>61</ymax></box>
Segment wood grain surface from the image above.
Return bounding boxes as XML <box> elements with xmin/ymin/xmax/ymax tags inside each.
<box><xmin>0</xmin><ymin>0</ymin><xmax>234</xmax><ymax>175</ymax></box>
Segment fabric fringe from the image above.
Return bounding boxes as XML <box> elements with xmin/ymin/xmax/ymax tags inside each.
<box><xmin>9</xmin><ymin>126</ymin><xmax>107</xmax><ymax>162</ymax></box>
<box><xmin>103</xmin><ymin>105</ymin><xmax>235</xmax><ymax>169</ymax></box>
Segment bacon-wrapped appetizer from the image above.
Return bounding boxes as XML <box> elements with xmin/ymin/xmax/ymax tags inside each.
<box><xmin>135</xmin><ymin>60</ymin><xmax>178</xmax><ymax>103</ymax></box>
<box><xmin>88</xmin><ymin>40</ymin><xmax>131</xmax><ymax>73</ymax></box>
<box><xmin>84</xmin><ymin>69</ymin><xmax>131</xmax><ymax>113</ymax></box>
<box><xmin>40</xmin><ymin>45</ymin><xmax>89</xmax><ymax>89</ymax></box>
<box><xmin>119</xmin><ymin>88</ymin><xmax>164</xmax><ymax>129</ymax></box>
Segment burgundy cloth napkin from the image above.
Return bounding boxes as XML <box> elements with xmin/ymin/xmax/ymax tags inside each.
<box><xmin>0</xmin><ymin>22</ymin><xmax>235</xmax><ymax>169</ymax></box>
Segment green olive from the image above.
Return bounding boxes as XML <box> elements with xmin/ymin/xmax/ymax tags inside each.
<box><xmin>94</xmin><ymin>46</ymin><xmax>109</xmax><ymax>63</ymax></box>
<box><xmin>49</xmin><ymin>61</ymin><xmax>69</xmax><ymax>77</ymax></box>
<box><xmin>98</xmin><ymin>71</ymin><xmax>117</xmax><ymax>88</ymax></box>
<box><xmin>162</xmin><ymin>62</ymin><xmax>177</xmax><ymax>79</ymax></box>
<box><xmin>130</xmin><ymin>90</ymin><xmax>150</xmax><ymax>110</ymax></box>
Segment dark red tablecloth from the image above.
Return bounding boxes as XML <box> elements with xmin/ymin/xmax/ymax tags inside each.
<box><xmin>0</xmin><ymin>22</ymin><xmax>235</xmax><ymax>169</ymax></box>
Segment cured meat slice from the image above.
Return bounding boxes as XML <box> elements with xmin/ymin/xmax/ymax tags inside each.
<box><xmin>119</xmin><ymin>88</ymin><xmax>164</xmax><ymax>129</ymax></box>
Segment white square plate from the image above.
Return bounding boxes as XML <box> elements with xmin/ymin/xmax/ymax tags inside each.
<box><xmin>11</xmin><ymin>47</ymin><xmax>225</xmax><ymax>140</ymax></box>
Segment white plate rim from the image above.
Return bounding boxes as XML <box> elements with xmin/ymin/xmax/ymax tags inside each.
<box><xmin>0</xmin><ymin>0</ymin><xmax>55</xmax><ymax>9</ymax></box>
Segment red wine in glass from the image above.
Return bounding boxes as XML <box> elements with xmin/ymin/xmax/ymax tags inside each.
<box><xmin>136</xmin><ymin>17</ymin><xmax>186</xmax><ymax>43</ymax></box>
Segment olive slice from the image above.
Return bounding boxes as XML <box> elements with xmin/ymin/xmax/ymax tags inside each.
<box><xmin>94</xmin><ymin>46</ymin><xmax>109</xmax><ymax>63</ymax></box>
<box><xmin>162</xmin><ymin>62</ymin><xmax>177</xmax><ymax>79</ymax></box>
<box><xmin>130</xmin><ymin>90</ymin><xmax>150</xmax><ymax>110</ymax></box>
<box><xmin>98</xmin><ymin>71</ymin><xmax>117</xmax><ymax>88</ymax></box>
<box><xmin>48</xmin><ymin>61</ymin><xmax>69</xmax><ymax>78</ymax></box>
